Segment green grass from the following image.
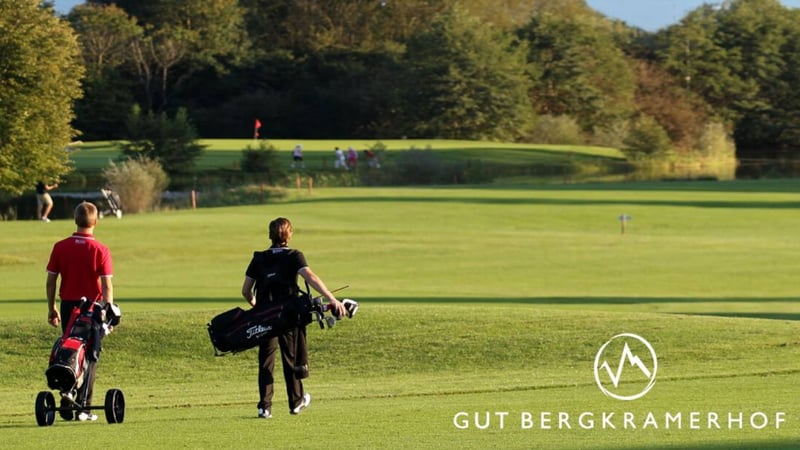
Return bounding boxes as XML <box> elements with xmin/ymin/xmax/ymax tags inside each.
<box><xmin>0</xmin><ymin>180</ymin><xmax>798</xmax><ymax>449</ymax></box>
<box><xmin>67</xmin><ymin>139</ymin><xmax>625</xmax><ymax>171</ymax></box>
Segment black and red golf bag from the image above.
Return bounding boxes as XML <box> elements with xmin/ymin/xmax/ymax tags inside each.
<box><xmin>46</xmin><ymin>301</ymin><xmax>108</xmax><ymax>395</ymax></box>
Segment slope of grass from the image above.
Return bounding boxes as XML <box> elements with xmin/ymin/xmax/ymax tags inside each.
<box><xmin>67</xmin><ymin>139</ymin><xmax>625</xmax><ymax>171</ymax></box>
<box><xmin>0</xmin><ymin>306</ymin><xmax>797</xmax><ymax>449</ymax></box>
<box><xmin>0</xmin><ymin>181</ymin><xmax>798</xmax><ymax>448</ymax></box>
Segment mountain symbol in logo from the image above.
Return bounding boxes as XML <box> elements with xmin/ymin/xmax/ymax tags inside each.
<box><xmin>598</xmin><ymin>342</ymin><xmax>652</xmax><ymax>388</ymax></box>
<box><xmin>593</xmin><ymin>333</ymin><xmax>658</xmax><ymax>401</ymax></box>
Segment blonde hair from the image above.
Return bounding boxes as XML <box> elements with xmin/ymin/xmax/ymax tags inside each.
<box><xmin>74</xmin><ymin>202</ymin><xmax>98</xmax><ymax>228</ymax></box>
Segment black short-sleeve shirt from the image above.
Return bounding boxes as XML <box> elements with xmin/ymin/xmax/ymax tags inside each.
<box><xmin>245</xmin><ymin>247</ymin><xmax>307</xmax><ymax>306</ymax></box>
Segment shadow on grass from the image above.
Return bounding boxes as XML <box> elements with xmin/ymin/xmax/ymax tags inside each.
<box><xmin>683</xmin><ymin>312</ymin><xmax>800</xmax><ymax>321</ymax></box>
<box><xmin>601</xmin><ymin>440</ymin><xmax>800</xmax><ymax>450</ymax></box>
<box><xmin>4</xmin><ymin>295</ymin><xmax>797</xmax><ymax>305</ymax></box>
<box><xmin>289</xmin><ymin>194</ymin><xmax>800</xmax><ymax>210</ymax></box>
<box><xmin>3</xmin><ymin>296</ymin><xmax>797</xmax><ymax>321</ymax></box>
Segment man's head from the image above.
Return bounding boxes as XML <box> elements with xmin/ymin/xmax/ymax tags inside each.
<box><xmin>269</xmin><ymin>217</ymin><xmax>293</xmax><ymax>246</ymax></box>
<box><xmin>74</xmin><ymin>201</ymin><xmax>98</xmax><ymax>229</ymax></box>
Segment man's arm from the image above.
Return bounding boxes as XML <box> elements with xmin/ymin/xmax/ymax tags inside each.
<box><xmin>46</xmin><ymin>272</ymin><xmax>59</xmax><ymax>327</ymax></box>
<box><xmin>298</xmin><ymin>267</ymin><xmax>345</xmax><ymax>316</ymax></box>
<box><xmin>241</xmin><ymin>276</ymin><xmax>256</xmax><ymax>307</ymax></box>
<box><xmin>101</xmin><ymin>275</ymin><xmax>114</xmax><ymax>305</ymax></box>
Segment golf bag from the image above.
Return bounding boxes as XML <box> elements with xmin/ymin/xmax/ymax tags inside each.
<box><xmin>207</xmin><ymin>295</ymin><xmax>358</xmax><ymax>356</ymax></box>
<box><xmin>207</xmin><ymin>294</ymin><xmax>317</xmax><ymax>355</ymax></box>
<box><xmin>45</xmin><ymin>300</ymin><xmax>120</xmax><ymax>395</ymax></box>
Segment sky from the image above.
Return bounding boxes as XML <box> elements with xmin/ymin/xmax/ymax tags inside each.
<box><xmin>52</xmin><ymin>0</ymin><xmax>800</xmax><ymax>32</ymax></box>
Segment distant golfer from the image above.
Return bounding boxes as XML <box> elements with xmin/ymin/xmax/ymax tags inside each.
<box><xmin>46</xmin><ymin>201</ymin><xmax>114</xmax><ymax>422</ymax></box>
<box><xmin>240</xmin><ymin>217</ymin><xmax>344</xmax><ymax>419</ymax></box>
<box><xmin>36</xmin><ymin>180</ymin><xmax>58</xmax><ymax>222</ymax></box>
<box><xmin>291</xmin><ymin>144</ymin><xmax>304</xmax><ymax>169</ymax></box>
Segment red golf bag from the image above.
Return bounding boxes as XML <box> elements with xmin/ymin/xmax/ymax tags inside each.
<box><xmin>46</xmin><ymin>301</ymin><xmax>109</xmax><ymax>394</ymax></box>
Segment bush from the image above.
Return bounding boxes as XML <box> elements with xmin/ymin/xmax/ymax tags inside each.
<box><xmin>121</xmin><ymin>105</ymin><xmax>205</xmax><ymax>175</ymax></box>
<box><xmin>591</xmin><ymin>120</ymin><xmax>630</xmax><ymax>149</ymax></box>
<box><xmin>240</xmin><ymin>141</ymin><xmax>282</xmax><ymax>184</ymax></box>
<box><xmin>526</xmin><ymin>115</ymin><xmax>585</xmax><ymax>145</ymax></box>
<box><xmin>390</xmin><ymin>148</ymin><xmax>447</xmax><ymax>184</ymax></box>
<box><xmin>697</xmin><ymin>122</ymin><xmax>736</xmax><ymax>159</ymax></box>
<box><xmin>622</xmin><ymin>115</ymin><xmax>672</xmax><ymax>159</ymax></box>
<box><xmin>103</xmin><ymin>158</ymin><xmax>169</xmax><ymax>214</ymax></box>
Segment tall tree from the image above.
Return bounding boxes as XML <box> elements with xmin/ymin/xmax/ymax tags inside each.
<box><xmin>0</xmin><ymin>0</ymin><xmax>84</xmax><ymax>196</ymax></box>
<box><xmin>69</xmin><ymin>3</ymin><xmax>142</xmax><ymax>78</ymax></box>
<box><xmin>95</xmin><ymin>0</ymin><xmax>250</xmax><ymax>111</ymax></box>
<box><xmin>239</xmin><ymin>0</ymin><xmax>448</xmax><ymax>53</ymax></box>
<box><xmin>401</xmin><ymin>4</ymin><xmax>534</xmax><ymax>141</ymax></box>
<box><xmin>633</xmin><ymin>61</ymin><xmax>711</xmax><ymax>152</ymax></box>
<box><xmin>68</xmin><ymin>3</ymin><xmax>142</xmax><ymax>139</ymax></box>
<box><xmin>518</xmin><ymin>9</ymin><xmax>636</xmax><ymax>131</ymax></box>
<box><xmin>660</xmin><ymin>0</ymin><xmax>796</xmax><ymax>156</ymax></box>
<box><xmin>718</xmin><ymin>0</ymin><xmax>791</xmax><ymax>154</ymax></box>
<box><xmin>769</xmin><ymin>10</ymin><xmax>800</xmax><ymax>155</ymax></box>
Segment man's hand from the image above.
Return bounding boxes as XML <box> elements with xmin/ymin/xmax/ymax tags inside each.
<box><xmin>48</xmin><ymin>309</ymin><xmax>60</xmax><ymax>328</ymax></box>
<box><xmin>328</xmin><ymin>298</ymin><xmax>347</xmax><ymax>318</ymax></box>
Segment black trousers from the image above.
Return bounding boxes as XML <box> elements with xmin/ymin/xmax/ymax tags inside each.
<box><xmin>257</xmin><ymin>328</ymin><xmax>304</xmax><ymax>412</ymax></box>
<box><xmin>60</xmin><ymin>300</ymin><xmax>98</xmax><ymax>410</ymax></box>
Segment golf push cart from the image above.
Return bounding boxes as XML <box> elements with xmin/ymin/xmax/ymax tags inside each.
<box><xmin>98</xmin><ymin>187</ymin><xmax>122</xmax><ymax>219</ymax></box>
<box><xmin>35</xmin><ymin>299</ymin><xmax>125</xmax><ymax>426</ymax></box>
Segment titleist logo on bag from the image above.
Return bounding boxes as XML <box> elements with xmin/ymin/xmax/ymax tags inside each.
<box><xmin>246</xmin><ymin>324</ymin><xmax>272</xmax><ymax>339</ymax></box>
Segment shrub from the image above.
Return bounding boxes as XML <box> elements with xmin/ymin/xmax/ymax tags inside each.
<box><xmin>526</xmin><ymin>115</ymin><xmax>585</xmax><ymax>145</ymax></box>
<box><xmin>390</xmin><ymin>148</ymin><xmax>446</xmax><ymax>184</ymax></box>
<box><xmin>103</xmin><ymin>158</ymin><xmax>169</xmax><ymax>214</ymax></box>
<box><xmin>622</xmin><ymin>115</ymin><xmax>672</xmax><ymax>159</ymax></box>
<box><xmin>591</xmin><ymin>120</ymin><xmax>630</xmax><ymax>149</ymax></box>
<box><xmin>697</xmin><ymin>121</ymin><xmax>736</xmax><ymax>159</ymax></box>
<box><xmin>121</xmin><ymin>105</ymin><xmax>205</xmax><ymax>175</ymax></box>
<box><xmin>240</xmin><ymin>141</ymin><xmax>282</xmax><ymax>185</ymax></box>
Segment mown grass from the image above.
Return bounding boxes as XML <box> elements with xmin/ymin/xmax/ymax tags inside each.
<box><xmin>68</xmin><ymin>139</ymin><xmax>625</xmax><ymax>171</ymax></box>
<box><xmin>0</xmin><ymin>181</ymin><xmax>798</xmax><ymax>449</ymax></box>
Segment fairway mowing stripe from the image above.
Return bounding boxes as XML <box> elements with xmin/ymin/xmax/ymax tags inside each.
<box><xmin>4</xmin><ymin>370</ymin><xmax>794</xmax><ymax>420</ymax></box>
<box><xmin>329</xmin><ymin>368</ymin><xmax>800</xmax><ymax>400</ymax></box>
<box><xmin>116</xmin><ymin>367</ymin><xmax>800</xmax><ymax>409</ymax></box>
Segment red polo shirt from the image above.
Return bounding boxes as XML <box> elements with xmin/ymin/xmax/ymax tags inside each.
<box><xmin>46</xmin><ymin>232</ymin><xmax>113</xmax><ymax>301</ymax></box>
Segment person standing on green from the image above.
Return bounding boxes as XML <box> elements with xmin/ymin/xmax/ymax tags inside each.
<box><xmin>36</xmin><ymin>180</ymin><xmax>58</xmax><ymax>222</ymax></box>
<box><xmin>240</xmin><ymin>217</ymin><xmax>345</xmax><ymax>419</ymax></box>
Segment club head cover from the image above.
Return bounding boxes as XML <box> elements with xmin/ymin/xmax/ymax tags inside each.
<box><xmin>342</xmin><ymin>299</ymin><xmax>359</xmax><ymax>318</ymax></box>
<box><xmin>105</xmin><ymin>303</ymin><xmax>122</xmax><ymax>326</ymax></box>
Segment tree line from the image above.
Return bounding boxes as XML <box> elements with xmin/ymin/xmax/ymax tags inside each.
<box><xmin>3</xmin><ymin>0</ymin><xmax>800</xmax><ymax>197</ymax></box>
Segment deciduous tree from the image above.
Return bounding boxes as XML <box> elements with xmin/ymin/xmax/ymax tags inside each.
<box><xmin>0</xmin><ymin>0</ymin><xmax>84</xmax><ymax>196</ymax></box>
<box><xmin>402</xmin><ymin>5</ymin><xmax>534</xmax><ymax>141</ymax></box>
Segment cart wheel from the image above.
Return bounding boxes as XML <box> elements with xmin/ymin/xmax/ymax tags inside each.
<box><xmin>115</xmin><ymin>210</ymin><xmax>122</xmax><ymax>219</ymax></box>
<box><xmin>35</xmin><ymin>391</ymin><xmax>56</xmax><ymax>426</ymax></box>
<box><xmin>98</xmin><ymin>211</ymin><xmax>105</xmax><ymax>219</ymax></box>
<box><xmin>104</xmin><ymin>388</ymin><xmax>125</xmax><ymax>424</ymax></box>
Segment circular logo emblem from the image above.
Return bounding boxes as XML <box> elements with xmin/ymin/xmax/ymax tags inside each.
<box><xmin>593</xmin><ymin>333</ymin><xmax>657</xmax><ymax>401</ymax></box>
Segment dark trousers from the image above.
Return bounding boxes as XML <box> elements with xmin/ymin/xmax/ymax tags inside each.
<box><xmin>257</xmin><ymin>329</ymin><xmax>303</xmax><ymax>412</ymax></box>
<box><xmin>60</xmin><ymin>300</ymin><xmax>98</xmax><ymax>410</ymax></box>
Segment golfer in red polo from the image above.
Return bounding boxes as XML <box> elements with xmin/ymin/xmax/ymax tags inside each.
<box><xmin>46</xmin><ymin>201</ymin><xmax>114</xmax><ymax>422</ymax></box>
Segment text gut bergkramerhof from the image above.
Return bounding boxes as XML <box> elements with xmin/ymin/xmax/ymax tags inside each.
<box><xmin>453</xmin><ymin>411</ymin><xmax>787</xmax><ymax>430</ymax></box>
